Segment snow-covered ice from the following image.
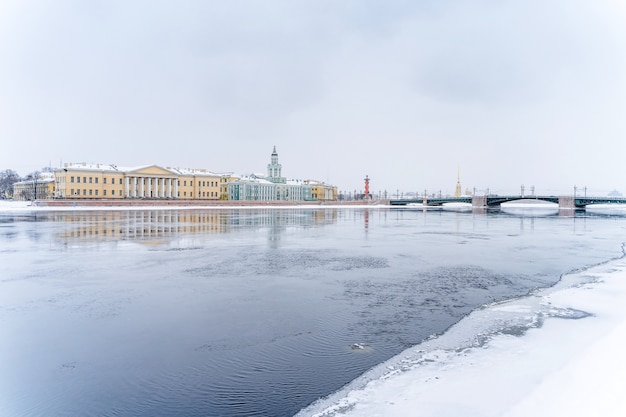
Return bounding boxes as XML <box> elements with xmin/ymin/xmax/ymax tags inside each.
<box><xmin>298</xmin><ymin>254</ymin><xmax>626</xmax><ymax>417</ymax></box>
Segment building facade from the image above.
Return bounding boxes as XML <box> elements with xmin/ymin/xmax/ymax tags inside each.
<box><xmin>54</xmin><ymin>163</ymin><xmax>223</xmax><ymax>200</ymax></box>
<box><xmin>228</xmin><ymin>175</ymin><xmax>277</xmax><ymax>201</ymax></box>
<box><xmin>227</xmin><ymin>147</ymin><xmax>334</xmax><ymax>202</ymax></box>
<box><xmin>13</xmin><ymin>173</ymin><xmax>55</xmax><ymax>201</ymax></box>
<box><xmin>307</xmin><ymin>180</ymin><xmax>338</xmax><ymax>201</ymax></box>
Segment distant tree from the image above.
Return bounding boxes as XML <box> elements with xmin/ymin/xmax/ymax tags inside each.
<box><xmin>0</xmin><ymin>169</ymin><xmax>20</xmax><ymax>199</ymax></box>
<box><xmin>22</xmin><ymin>170</ymin><xmax>42</xmax><ymax>201</ymax></box>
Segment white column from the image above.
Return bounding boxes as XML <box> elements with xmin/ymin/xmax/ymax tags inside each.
<box><xmin>140</xmin><ymin>177</ymin><xmax>144</xmax><ymax>197</ymax></box>
<box><xmin>133</xmin><ymin>177</ymin><xmax>137</xmax><ymax>198</ymax></box>
<box><xmin>160</xmin><ymin>178</ymin><xmax>165</xmax><ymax>198</ymax></box>
<box><xmin>174</xmin><ymin>179</ymin><xmax>178</xmax><ymax>198</ymax></box>
<box><xmin>168</xmin><ymin>178</ymin><xmax>172</xmax><ymax>198</ymax></box>
<box><xmin>125</xmin><ymin>177</ymin><xmax>129</xmax><ymax>198</ymax></box>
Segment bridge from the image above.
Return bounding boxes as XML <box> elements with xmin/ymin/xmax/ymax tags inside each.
<box><xmin>389</xmin><ymin>195</ymin><xmax>626</xmax><ymax>209</ymax></box>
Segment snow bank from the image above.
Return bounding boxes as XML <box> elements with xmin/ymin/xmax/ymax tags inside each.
<box><xmin>298</xmin><ymin>253</ymin><xmax>626</xmax><ymax>417</ymax></box>
<box><xmin>0</xmin><ymin>201</ymin><xmax>33</xmax><ymax>210</ymax></box>
<box><xmin>0</xmin><ymin>201</ymin><xmax>382</xmax><ymax>212</ymax></box>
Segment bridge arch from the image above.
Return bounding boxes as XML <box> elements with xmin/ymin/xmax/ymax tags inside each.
<box><xmin>488</xmin><ymin>197</ymin><xmax>559</xmax><ymax>206</ymax></box>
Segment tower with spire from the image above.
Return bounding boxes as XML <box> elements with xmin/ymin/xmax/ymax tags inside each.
<box><xmin>267</xmin><ymin>146</ymin><xmax>286</xmax><ymax>184</ymax></box>
<box><xmin>454</xmin><ymin>165</ymin><xmax>462</xmax><ymax>197</ymax></box>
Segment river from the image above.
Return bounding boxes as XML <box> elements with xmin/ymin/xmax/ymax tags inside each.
<box><xmin>1</xmin><ymin>205</ymin><xmax>625</xmax><ymax>416</ymax></box>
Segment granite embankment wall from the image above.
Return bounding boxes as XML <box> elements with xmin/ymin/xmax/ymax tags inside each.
<box><xmin>35</xmin><ymin>199</ymin><xmax>390</xmax><ymax>208</ymax></box>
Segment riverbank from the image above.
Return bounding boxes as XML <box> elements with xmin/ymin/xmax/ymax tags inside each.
<box><xmin>298</xmin><ymin>254</ymin><xmax>626</xmax><ymax>417</ymax></box>
<box><xmin>0</xmin><ymin>199</ymin><xmax>389</xmax><ymax>211</ymax></box>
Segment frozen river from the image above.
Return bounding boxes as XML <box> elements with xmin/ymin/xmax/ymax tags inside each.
<box><xmin>1</xmin><ymin>205</ymin><xmax>625</xmax><ymax>416</ymax></box>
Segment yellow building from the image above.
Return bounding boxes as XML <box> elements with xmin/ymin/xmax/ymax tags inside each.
<box><xmin>220</xmin><ymin>174</ymin><xmax>238</xmax><ymax>200</ymax></box>
<box><xmin>55</xmin><ymin>163</ymin><xmax>224</xmax><ymax>200</ymax></box>
<box><xmin>306</xmin><ymin>180</ymin><xmax>338</xmax><ymax>201</ymax></box>
<box><xmin>13</xmin><ymin>173</ymin><xmax>55</xmax><ymax>201</ymax></box>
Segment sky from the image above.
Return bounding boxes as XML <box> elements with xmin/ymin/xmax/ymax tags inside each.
<box><xmin>1</xmin><ymin>0</ymin><xmax>625</xmax><ymax>196</ymax></box>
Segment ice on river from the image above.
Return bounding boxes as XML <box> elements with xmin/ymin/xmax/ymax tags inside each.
<box><xmin>297</xmin><ymin>255</ymin><xmax>626</xmax><ymax>417</ymax></box>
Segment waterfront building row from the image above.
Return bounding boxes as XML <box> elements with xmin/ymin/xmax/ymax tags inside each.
<box><xmin>13</xmin><ymin>147</ymin><xmax>337</xmax><ymax>202</ymax></box>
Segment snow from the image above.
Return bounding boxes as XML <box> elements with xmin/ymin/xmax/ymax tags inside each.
<box><xmin>0</xmin><ymin>200</ymin><xmax>379</xmax><ymax>212</ymax></box>
<box><xmin>298</xmin><ymin>255</ymin><xmax>626</xmax><ymax>417</ymax></box>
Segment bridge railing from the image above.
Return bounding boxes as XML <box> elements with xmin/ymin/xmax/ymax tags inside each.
<box><xmin>390</xmin><ymin>195</ymin><xmax>626</xmax><ymax>208</ymax></box>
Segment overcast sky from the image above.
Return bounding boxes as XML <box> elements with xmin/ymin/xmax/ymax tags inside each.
<box><xmin>1</xmin><ymin>1</ymin><xmax>625</xmax><ymax>196</ymax></box>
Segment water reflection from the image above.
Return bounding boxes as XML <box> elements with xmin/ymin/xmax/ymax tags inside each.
<box><xmin>0</xmin><ymin>209</ymin><xmax>341</xmax><ymax>246</ymax></box>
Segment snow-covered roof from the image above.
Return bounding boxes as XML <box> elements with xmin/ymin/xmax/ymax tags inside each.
<box><xmin>59</xmin><ymin>162</ymin><xmax>133</xmax><ymax>172</ymax></box>
<box><xmin>168</xmin><ymin>167</ymin><xmax>222</xmax><ymax>177</ymax></box>
<box><xmin>286</xmin><ymin>178</ymin><xmax>310</xmax><ymax>186</ymax></box>
<box><xmin>234</xmin><ymin>175</ymin><xmax>275</xmax><ymax>185</ymax></box>
<box><xmin>14</xmin><ymin>175</ymin><xmax>55</xmax><ymax>185</ymax></box>
<box><xmin>58</xmin><ymin>162</ymin><xmax>223</xmax><ymax>177</ymax></box>
<box><xmin>304</xmin><ymin>179</ymin><xmax>333</xmax><ymax>186</ymax></box>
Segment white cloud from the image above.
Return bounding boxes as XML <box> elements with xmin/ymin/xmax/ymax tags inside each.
<box><xmin>0</xmin><ymin>0</ymin><xmax>624</xmax><ymax>194</ymax></box>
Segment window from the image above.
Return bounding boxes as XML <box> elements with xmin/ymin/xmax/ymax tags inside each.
<box><xmin>95</xmin><ymin>178</ymin><xmax>98</xmax><ymax>184</ymax></box>
<box><xmin>89</xmin><ymin>177</ymin><xmax>93</xmax><ymax>183</ymax></box>
<box><xmin>104</xmin><ymin>178</ymin><xmax>107</xmax><ymax>184</ymax></box>
<box><xmin>89</xmin><ymin>189</ymin><xmax>93</xmax><ymax>196</ymax></box>
<box><xmin>71</xmin><ymin>188</ymin><xmax>74</xmax><ymax>195</ymax></box>
<box><xmin>71</xmin><ymin>176</ymin><xmax>74</xmax><ymax>183</ymax></box>
<box><xmin>119</xmin><ymin>178</ymin><xmax>123</xmax><ymax>185</ymax></box>
<box><xmin>77</xmin><ymin>177</ymin><xmax>80</xmax><ymax>183</ymax></box>
<box><xmin>83</xmin><ymin>177</ymin><xmax>86</xmax><ymax>183</ymax></box>
<box><xmin>103</xmin><ymin>190</ymin><xmax>107</xmax><ymax>196</ymax></box>
<box><xmin>112</xmin><ymin>190</ymin><xmax>115</xmax><ymax>196</ymax></box>
<box><xmin>83</xmin><ymin>189</ymin><xmax>86</xmax><ymax>196</ymax></box>
<box><xmin>184</xmin><ymin>181</ymin><xmax>187</xmax><ymax>186</ymax></box>
<box><xmin>184</xmin><ymin>192</ymin><xmax>187</xmax><ymax>197</ymax></box>
<box><xmin>95</xmin><ymin>190</ymin><xmax>98</xmax><ymax>196</ymax></box>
